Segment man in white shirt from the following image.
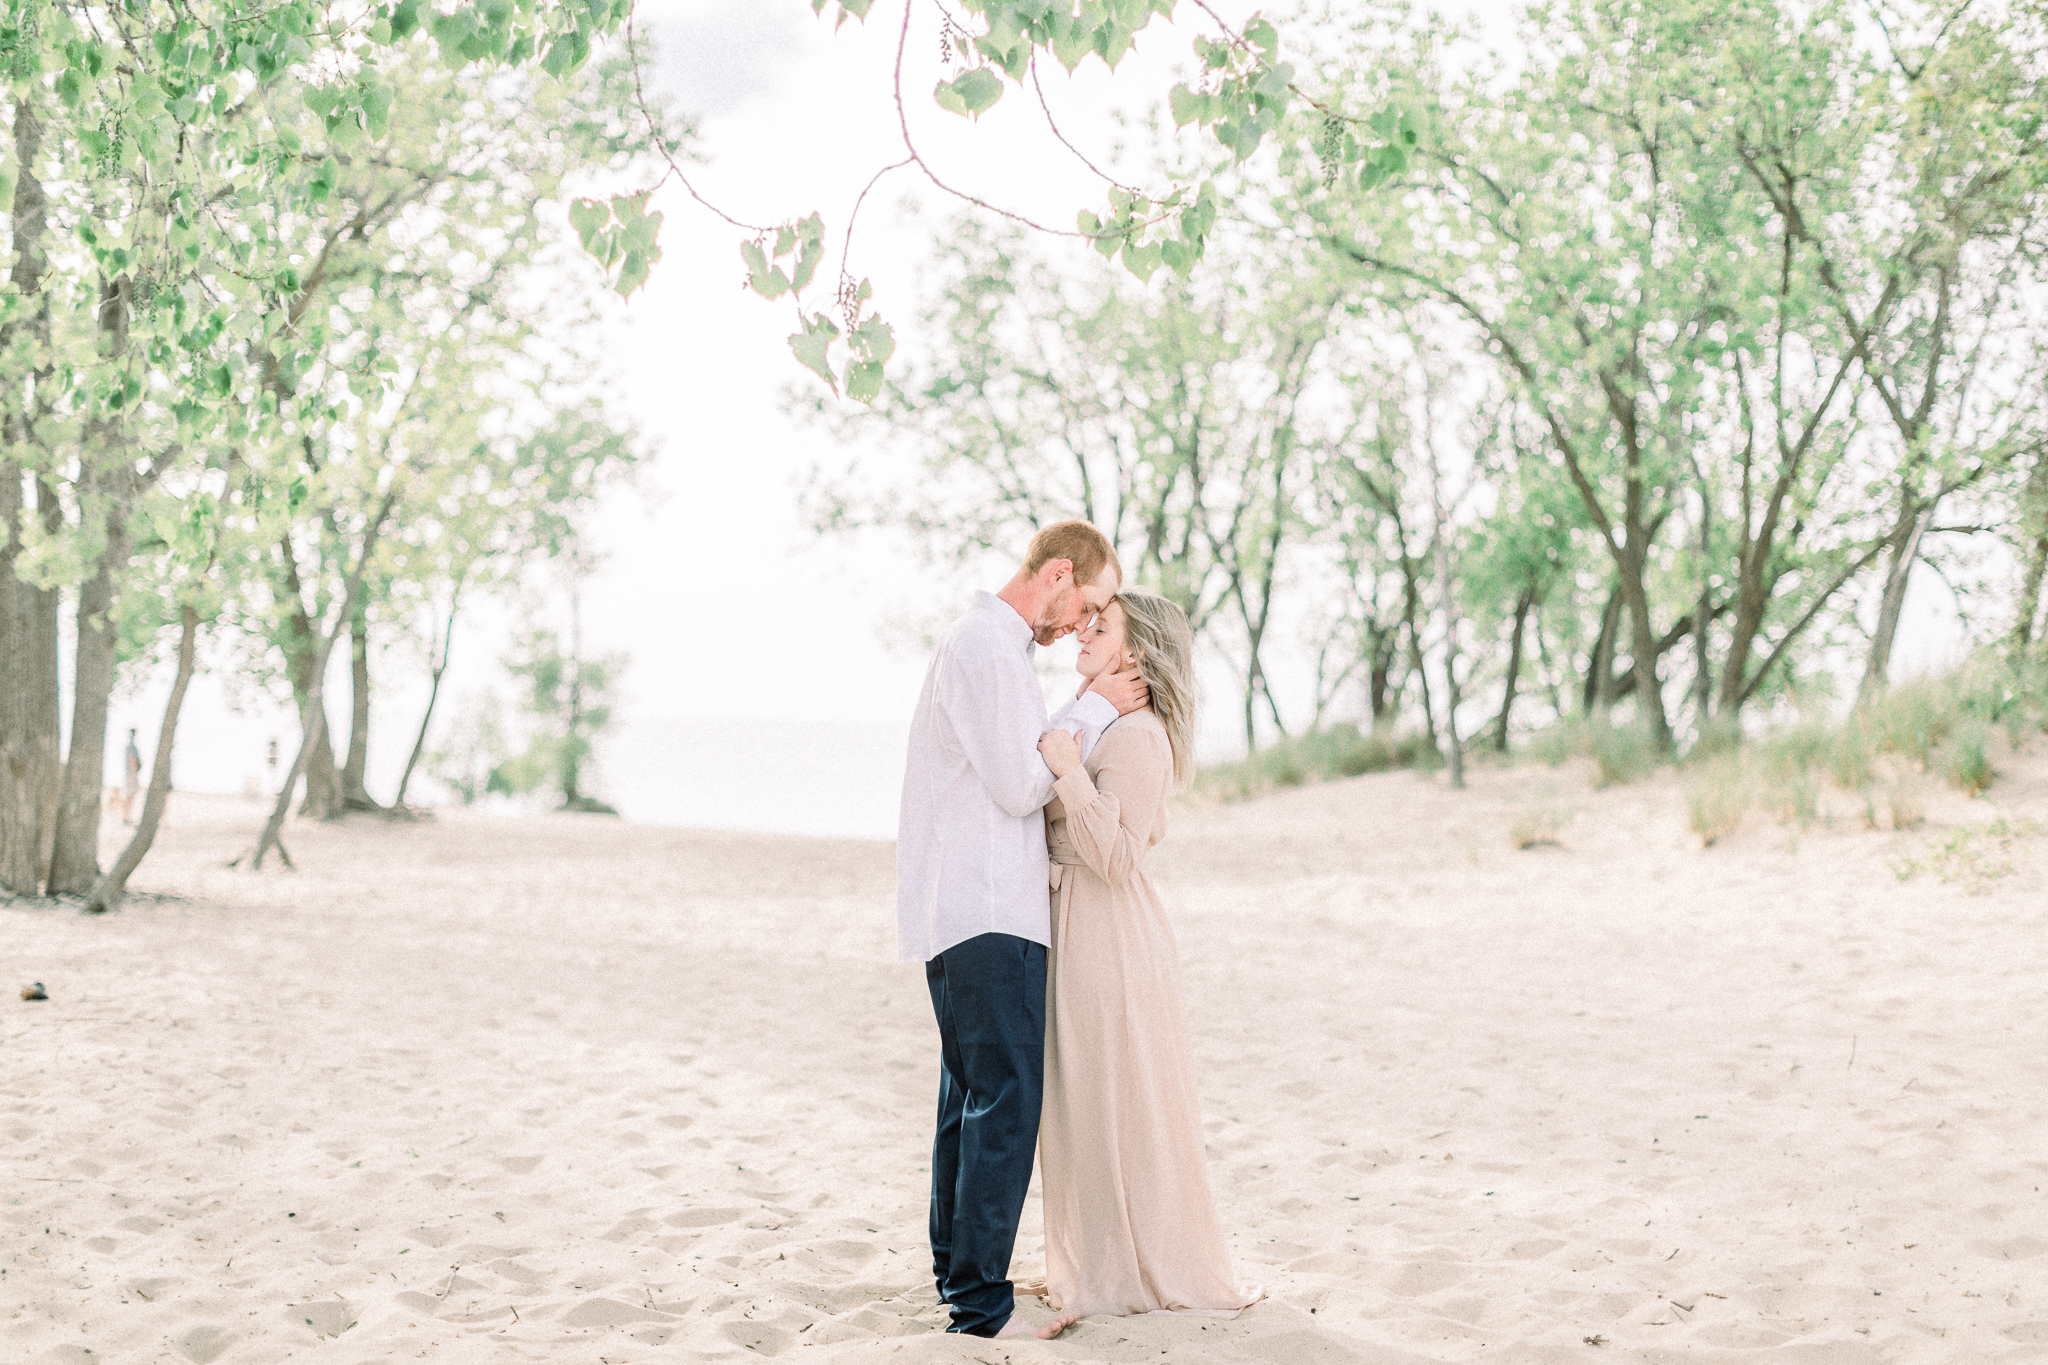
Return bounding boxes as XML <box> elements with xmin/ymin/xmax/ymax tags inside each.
<box><xmin>898</xmin><ymin>520</ymin><xmax>1148</xmax><ymax>1339</ymax></box>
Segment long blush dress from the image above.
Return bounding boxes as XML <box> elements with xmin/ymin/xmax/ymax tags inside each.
<box><xmin>1038</xmin><ymin>710</ymin><xmax>1261</xmax><ymax>1320</ymax></box>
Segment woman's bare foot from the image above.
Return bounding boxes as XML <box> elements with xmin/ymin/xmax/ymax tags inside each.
<box><xmin>993</xmin><ymin>1317</ymin><xmax>1035</xmax><ymax>1339</ymax></box>
<box><xmin>1035</xmin><ymin>1311</ymin><xmax>1082</xmax><ymax>1340</ymax></box>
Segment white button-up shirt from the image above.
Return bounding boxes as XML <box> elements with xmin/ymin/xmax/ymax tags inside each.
<box><xmin>896</xmin><ymin>591</ymin><xmax>1118</xmax><ymax>962</ymax></box>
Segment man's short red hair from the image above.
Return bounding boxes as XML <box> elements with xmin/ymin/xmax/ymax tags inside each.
<box><xmin>1023</xmin><ymin>520</ymin><xmax>1120</xmax><ymax>588</ymax></box>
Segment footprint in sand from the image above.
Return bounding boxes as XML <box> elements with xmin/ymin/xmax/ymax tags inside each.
<box><xmin>664</xmin><ymin>1207</ymin><xmax>745</xmax><ymax>1228</ymax></box>
<box><xmin>496</xmin><ymin>1155</ymin><xmax>544</xmax><ymax>1174</ymax></box>
<box><xmin>1385</xmin><ymin>1261</ymin><xmax>1470</xmax><ymax>1298</ymax></box>
<box><xmin>286</xmin><ymin>1298</ymin><xmax>356</xmax><ymax>1338</ymax></box>
<box><xmin>174</xmin><ymin>1325</ymin><xmax>236</xmax><ymax>1364</ymax></box>
<box><xmin>1972</xmin><ymin>1234</ymin><xmax>2048</xmax><ymax>1260</ymax></box>
<box><xmin>558</xmin><ymin>1298</ymin><xmax>680</xmax><ymax>1329</ymax></box>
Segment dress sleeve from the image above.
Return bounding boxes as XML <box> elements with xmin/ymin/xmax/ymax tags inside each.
<box><xmin>1049</xmin><ymin>722</ymin><xmax>1168</xmax><ymax>886</ymax></box>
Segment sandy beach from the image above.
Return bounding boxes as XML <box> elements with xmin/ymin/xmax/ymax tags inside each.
<box><xmin>5</xmin><ymin>756</ymin><xmax>2047</xmax><ymax>1364</ymax></box>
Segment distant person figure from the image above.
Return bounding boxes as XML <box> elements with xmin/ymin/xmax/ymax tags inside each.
<box><xmin>1029</xmin><ymin>589</ymin><xmax>1263</xmax><ymax>1337</ymax></box>
<box><xmin>121</xmin><ymin>729</ymin><xmax>143</xmax><ymax>825</ymax></box>
<box><xmin>897</xmin><ymin>520</ymin><xmax>1149</xmax><ymax>1340</ymax></box>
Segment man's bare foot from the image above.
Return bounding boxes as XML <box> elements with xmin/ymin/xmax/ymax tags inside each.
<box><xmin>1035</xmin><ymin>1311</ymin><xmax>1081</xmax><ymax>1340</ymax></box>
<box><xmin>992</xmin><ymin>1317</ymin><xmax>1035</xmax><ymax>1339</ymax></box>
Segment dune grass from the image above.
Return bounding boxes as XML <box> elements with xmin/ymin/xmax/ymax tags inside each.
<box><xmin>1192</xmin><ymin>723</ymin><xmax>1435</xmax><ymax>803</ymax></box>
<box><xmin>1662</xmin><ymin>649</ymin><xmax>2048</xmax><ymax>846</ymax></box>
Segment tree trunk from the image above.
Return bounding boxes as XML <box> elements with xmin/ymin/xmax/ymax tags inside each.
<box><xmin>1427</xmin><ymin>443</ymin><xmax>1464</xmax><ymax>789</ymax></box>
<box><xmin>563</xmin><ymin>588</ymin><xmax>585</xmax><ymax>804</ymax></box>
<box><xmin>1859</xmin><ymin>501</ymin><xmax>1936</xmax><ymax>704</ymax></box>
<box><xmin>2017</xmin><ymin>534</ymin><xmax>2048</xmax><ymax>650</ymax></box>
<box><xmin>1584</xmin><ymin>586</ymin><xmax>1622</xmax><ymax>716</ymax></box>
<box><xmin>1692</xmin><ymin>483</ymin><xmax>1714</xmax><ymax>736</ymax></box>
<box><xmin>0</xmin><ymin>466</ymin><xmax>59</xmax><ymax>895</ymax></box>
<box><xmin>1493</xmin><ymin>586</ymin><xmax>1533</xmax><ymax>752</ymax></box>
<box><xmin>46</xmin><ymin>507</ymin><xmax>123</xmax><ymax>893</ymax></box>
<box><xmin>279</xmin><ymin>536</ymin><xmax>344</xmax><ymax>819</ymax></box>
<box><xmin>1616</xmin><ymin>548</ymin><xmax>1671</xmax><ymax>747</ymax></box>
<box><xmin>340</xmin><ymin>598</ymin><xmax>386</xmax><ymax>812</ymax></box>
<box><xmin>49</xmin><ymin>275</ymin><xmax>137</xmax><ymax>895</ymax></box>
<box><xmin>87</xmin><ymin>606</ymin><xmax>200</xmax><ymax>915</ymax></box>
<box><xmin>394</xmin><ymin>594</ymin><xmax>459</xmax><ymax>809</ymax></box>
<box><xmin>250</xmin><ymin>488</ymin><xmax>402</xmax><ymax>868</ymax></box>
<box><xmin>1365</xmin><ymin>618</ymin><xmax>1396</xmax><ymax>727</ymax></box>
<box><xmin>0</xmin><ymin>95</ymin><xmax>58</xmax><ymax>895</ymax></box>
<box><xmin>1401</xmin><ymin>560</ymin><xmax>1437</xmax><ymax>744</ymax></box>
<box><xmin>2012</xmin><ymin>457</ymin><xmax>2048</xmax><ymax>648</ymax></box>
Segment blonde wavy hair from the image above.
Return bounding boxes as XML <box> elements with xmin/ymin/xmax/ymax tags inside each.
<box><xmin>1113</xmin><ymin>588</ymin><xmax>1198</xmax><ymax>785</ymax></box>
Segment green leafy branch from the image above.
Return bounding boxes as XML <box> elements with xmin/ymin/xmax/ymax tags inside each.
<box><xmin>583</xmin><ymin>0</ymin><xmax>1413</xmax><ymax>399</ymax></box>
<box><xmin>568</xmin><ymin>192</ymin><xmax>664</xmax><ymax>298</ymax></box>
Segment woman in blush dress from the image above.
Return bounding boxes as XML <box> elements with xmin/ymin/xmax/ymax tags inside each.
<box><xmin>1028</xmin><ymin>589</ymin><xmax>1262</xmax><ymax>1338</ymax></box>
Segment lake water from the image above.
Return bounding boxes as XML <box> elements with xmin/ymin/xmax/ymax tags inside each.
<box><xmin>588</xmin><ymin>717</ymin><xmax>908</xmax><ymax>841</ymax></box>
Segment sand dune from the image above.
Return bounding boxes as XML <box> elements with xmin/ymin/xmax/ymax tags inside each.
<box><xmin>4</xmin><ymin>754</ymin><xmax>2047</xmax><ymax>1363</ymax></box>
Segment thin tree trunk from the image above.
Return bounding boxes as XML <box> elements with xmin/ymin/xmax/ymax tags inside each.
<box><xmin>2017</xmin><ymin>534</ymin><xmax>2048</xmax><ymax>649</ymax></box>
<box><xmin>2012</xmin><ymin>457</ymin><xmax>2048</xmax><ymax>648</ymax></box>
<box><xmin>1401</xmin><ymin>559</ymin><xmax>1437</xmax><ymax>744</ymax></box>
<box><xmin>50</xmin><ymin>274</ymin><xmax>137</xmax><ymax>894</ymax></box>
<box><xmin>1859</xmin><ymin>501</ymin><xmax>1936</xmax><ymax>704</ymax></box>
<box><xmin>1427</xmin><ymin>447</ymin><xmax>1464</xmax><ymax>790</ymax></box>
<box><xmin>1584</xmin><ymin>586</ymin><xmax>1622</xmax><ymax>717</ymax></box>
<box><xmin>46</xmin><ymin>512</ymin><xmax>123</xmax><ymax>893</ymax></box>
<box><xmin>86</xmin><ymin>606</ymin><xmax>199</xmax><ymax>914</ymax></box>
<box><xmin>279</xmin><ymin>536</ymin><xmax>344</xmax><ymax>819</ymax></box>
<box><xmin>393</xmin><ymin>592</ymin><xmax>460</xmax><ymax>809</ymax></box>
<box><xmin>0</xmin><ymin>466</ymin><xmax>58</xmax><ymax>895</ymax></box>
<box><xmin>341</xmin><ymin>597</ymin><xmax>386</xmax><ymax>813</ymax></box>
<box><xmin>1617</xmin><ymin>548</ymin><xmax>1671</xmax><ymax>748</ymax></box>
<box><xmin>1494</xmin><ymin>586</ymin><xmax>1534</xmax><ymax>752</ymax></box>
<box><xmin>31</xmin><ymin>480</ymin><xmax>61</xmax><ymax>878</ymax></box>
<box><xmin>0</xmin><ymin>95</ymin><xmax>59</xmax><ymax>896</ymax></box>
<box><xmin>1365</xmin><ymin>618</ymin><xmax>1396</xmax><ymax>726</ymax></box>
<box><xmin>1692</xmin><ymin>483</ymin><xmax>1714</xmax><ymax>737</ymax></box>
<box><xmin>563</xmin><ymin>588</ymin><xmax>585</xmax><ymax>805</ymax></box>
<box><xmin>249</xmin><ymin>488</ymin><xmax>401</xmax><ymax>869</ymax></box>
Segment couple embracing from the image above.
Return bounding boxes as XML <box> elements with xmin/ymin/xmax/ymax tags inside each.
<box><xmin>897</xmin><ymin>520</ymin><xmax>1262</xmax><ymax>1341</ymax></box>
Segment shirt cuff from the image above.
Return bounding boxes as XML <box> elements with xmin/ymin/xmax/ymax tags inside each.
<box><xmin>1070</xmin><ymin>690</ymin><xmax>1117</xmax><ymax>731</ymax></box>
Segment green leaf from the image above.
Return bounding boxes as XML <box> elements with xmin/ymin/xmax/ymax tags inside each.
<box><xmin>1094</xmin><ymin>20</ymin><xmax>1132</xmax><ymax>67</ymax></box>
<box><xmin>741</xmin><ymin>240</ymin><xmax>789</xmax><ymax>298</ymax></box>
<box><xmin>789</xmin><ymin>313</ymin><xmax>841</xmax><ymax>392</ymax></box>
<box><xmin>791</xmin><ymin>234</ymin><xmax>825</xmax><ymax>292</ymax></box>
<box><xmin>1168</xmin><ymin>83</ymin><xmax>1205</xmax><ymax>127</ymax></box>
<box><xmin>936</xmin><ymin>67</ymin><xmax>1004</xmax><ymax>118</ymax></box>
<box><xmin>616</xmin><ymin>248</ymin><xmax>653</xmax><ymax>298</ymax></box>
<box><xmin>568</xmin><ymin>197</ymin><xmax>609</xmax><ymax>251</ymax></box>
<box><xmin>1121</xmin><ymin>240</ymin><xmax>1162</xmax><ymax>282</ymax></box>
<box><xmin>846</xmin><ymin>359</ymin><xmax>885</xmax><ymax>403</ymax></box>
<box><xmin>851</xmin><ymin>315</ymin><xmax>896</xmax><ymax>365</ymax></box>
<box><xmin>1049</xmin><ymin>13</ymin><xmax>1092</xmax><ymax>69</ymax></box>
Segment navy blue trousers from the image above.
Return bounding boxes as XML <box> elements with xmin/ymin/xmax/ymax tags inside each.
<box><xmin>925</xmin><ymin>932</ymin><xmax>1046</xmax><ymax>1338</ymax></box>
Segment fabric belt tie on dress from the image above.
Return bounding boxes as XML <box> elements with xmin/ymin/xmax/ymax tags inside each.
<box><xmin>1047</xmin><ymin>840</ymin><xmax>1084</xmax><ymax>892</ymax></box>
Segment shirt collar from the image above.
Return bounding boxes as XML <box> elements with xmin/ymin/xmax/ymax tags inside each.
<box><xmin>975</xmin><ymin>589</ymin><xmax>1036</xmax><ymax>656</ymax></box>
